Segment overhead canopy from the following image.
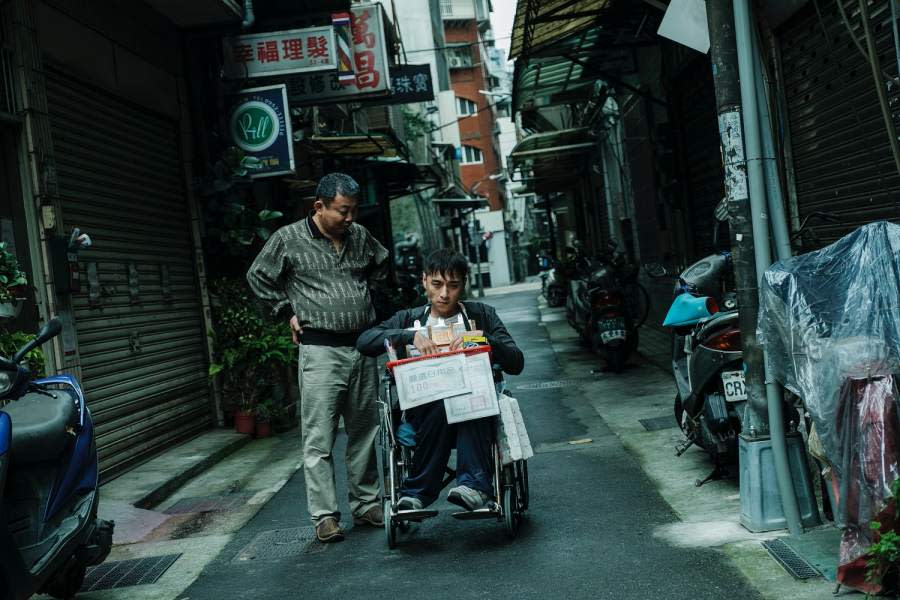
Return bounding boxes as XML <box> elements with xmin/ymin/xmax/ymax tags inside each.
<box><xmin>303</xmin><ymin>133</ymin><xmax>398</xmax><ymax>158</ymax></box>
<box><xmin>431</xmin><ymin>196</ymin><xmax>487</xmax><ymax>210</ymax></box>
<box><xmin>510</xmin><ymin>1</ymin><xmax>662</xmax><ymax>115</ymax></box>
<box><xmin>509</xmin><ymin>0</ymin><xmax>611</xmax><ymax>60</ymax></box>
<box><xmin>509</xmin><ymin>127</ymin><xmax>595</xmax><ymax>171</ymax></box>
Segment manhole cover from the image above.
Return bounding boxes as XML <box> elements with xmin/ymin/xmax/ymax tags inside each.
<box><xmin>762</xmin><ymin>539</ymin><xmax>822</xmax><ymax>580</ymax></box>
<box><xmin>81</xmin><ymin>554</ymin><xmax>181</xmax><ymax>591</ymax></box>
<box><xmin>164</xmin><ymin>493</ymin><xmax>251</xmax><ymax>514</ymax></box>
<box><xmin>639</xmin><ymin>415</ymin><xmax>677</xmax><ymax>431</ymax></box>
<box><xmin>516</xmin><ymin>379</ymin><xmax>585</xmax><ymax>391</ymax></box>
<box><xmin>233</xmin><ymin>526</ymin><xmax>323</xmax><ymax>562</ymax></box>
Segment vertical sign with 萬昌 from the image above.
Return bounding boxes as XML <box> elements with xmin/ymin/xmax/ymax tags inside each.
<box><xmin>286</xmin><ymin>3</ymin><xmax>392</xmax><ymax>105</ymax></box>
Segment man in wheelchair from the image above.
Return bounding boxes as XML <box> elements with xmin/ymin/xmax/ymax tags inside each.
<box><xmin>357</xmin><ymin>249</ymin><xmax>524</xmax><ymax>512</ymax></box>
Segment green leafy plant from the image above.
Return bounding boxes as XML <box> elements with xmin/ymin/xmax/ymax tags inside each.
<box><xmin>0</xmin><ymin>242</ymin><xmax>27</xmax><ymax>303</ymax></box>
<box><xmin>401</xmin><ymin>106</ymin><xmax>432</xmax><ymax>141</ymax></box>
<box><xmin>866</xmin><ymin>477</ymin><xmax>900</xmax><ymax>596</ymax></box>
<box><xmin>254</xmin><ymin>398</ymin><xmax>273</xmax><ymax>423</ymax></box>
<box><xmin>0</xmin><ymin>330</ymin><xmax>44</xmax><ymax>378</ymax></box>
<box><xmin>207</xmin><ymin>278</ymin><xmax>297</xmax><ymax>415</ymax></box>
<box><xmin>197</xmin><ymin>146</ymin><xmax>284</xmax><ymax>261</ymax></box>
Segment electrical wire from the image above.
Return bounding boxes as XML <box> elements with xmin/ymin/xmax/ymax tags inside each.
<box><xmin>429</xmin><ymin>97</ymin><xmax>508</xmax><ymax>132</ymax></box>
<box><xmin>836</xmin><ymin>0</ymin><xmax>897</xmax><ymax>84</ymax></box>
<box><xmin>404</xmin><ymin>35</ymin><xmax>512</xmax><ymax>54</ymax></box>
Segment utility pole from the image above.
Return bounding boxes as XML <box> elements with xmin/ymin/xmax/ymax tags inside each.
<box><xmin>706</xmin><ymin>0</ymin><xmax>768</xmax><ymax>434</ymax></box>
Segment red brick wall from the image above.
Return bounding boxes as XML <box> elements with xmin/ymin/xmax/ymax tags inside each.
<box><xmin>445</xmin><ymin>21</ymin><xmax>502</xmax><ymax>210</ymax></box>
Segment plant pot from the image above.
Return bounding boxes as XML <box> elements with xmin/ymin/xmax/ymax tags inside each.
<box><xmin>234</xmin><ymin>410</ymin><xmax>255</xmax><ymax>435</ymax></box>
<box><xmin>255</xmin><ymin>420</ymin><xmax>271</xmax><ymax>439</ymax></box>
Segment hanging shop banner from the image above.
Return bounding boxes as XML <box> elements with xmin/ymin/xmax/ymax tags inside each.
<box><xmin>223</xmin><ymin>26</ymin><xmax>337</xmax><ymax>79</ymax></box>
<box><xmin>379</xmin><ymin>64</ymin><xmax>434</xmax><ymax>104</ymax></box>
<box><xmin>226</xmin><ymin>84</ymin><xmax>295</xmax><ymax>178</ymax></box>
<box><xmin>286</xmin><ymin>3</ymin><xmax>391</xmax><ymax>105</ymax></box>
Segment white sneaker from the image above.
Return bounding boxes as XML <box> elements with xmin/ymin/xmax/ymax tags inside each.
<box><xmin>396</xmin><ymin>496</ymin><xmax>424</xmax><ymax>511</ymax></box>
<box><xmin>447</xmin><ymin>485</ymin><xmax>491</xmax><ymax>511</ymax></box>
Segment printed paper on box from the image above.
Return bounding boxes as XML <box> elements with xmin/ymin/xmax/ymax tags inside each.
<box><xmin>443</xmin><ymin>352</ymin><xmax>500</xmax><ymax>424</ymax></box>
<box><xmin>394</xmin><ymin>353</ymin><xmax>469</xmax><ymax>411</ymax></box>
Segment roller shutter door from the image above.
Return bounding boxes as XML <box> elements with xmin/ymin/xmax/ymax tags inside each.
<box><xmin>45</xmin><ymin>69</ymin><xmax>212</xmax><ymax>480</ymax></box>
<box><xmin>778</xmin><ymin>0</ymin><xmax>900</xmax><ymax>247</ymax></box>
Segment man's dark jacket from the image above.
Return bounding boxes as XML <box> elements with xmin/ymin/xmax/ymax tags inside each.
<box><xmin>355</xmin><ymin>302</ymin><xmax>524</xmax><ymax>375</ymax></box>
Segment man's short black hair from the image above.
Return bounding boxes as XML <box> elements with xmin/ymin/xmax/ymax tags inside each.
<box><xmin>316</xmin><ymin>173</ymin><xmax>360</xmax><ymax>207</ymax></box>
<box><xmin>423</xmin><ymin>248</ymin><xmax>469</xmax><ymax>281</ymax></box>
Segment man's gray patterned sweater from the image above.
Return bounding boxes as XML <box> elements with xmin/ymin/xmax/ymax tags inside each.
<box><xmin>246</xmin><ymin>217</ymin><xmax>389</xmax><ymax>334</ymax></box>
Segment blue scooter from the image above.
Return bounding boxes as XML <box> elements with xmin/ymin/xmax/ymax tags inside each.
<box><xmin>0</xmin><ymin>317</ymin><xmax>113</xmax><ymax>599</ymax></box>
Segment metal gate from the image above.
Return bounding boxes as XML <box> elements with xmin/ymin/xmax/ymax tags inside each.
<box><xmin>778</xmin><ymin>0</ymin><xmax>900</xmax><ymax>247</ymax></box>
<box><xmin>45</xmin><ymin>69</ymin><xmax>212</xmax><ymax>480</ymax></box>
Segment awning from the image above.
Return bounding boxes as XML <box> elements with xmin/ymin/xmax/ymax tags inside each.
<box><xmin>509</xmin><ymin>0</ymin><xmax>611</xmax><ymax>60</ymax></box>
<box><xmin>509</xmin><ymin>127</ymin><xmax>595</xmax><ymax>171</ymax></box>
<box><xmin>431</xmin><ymin>196</ymin><xmax>487</xmax><ymax>210</ymax></box>
<box><xmin>510</xmin><ymin>1</ymin><xmax>662</xmax><ymax>115</ymax></box>
<box><xmin>302</xmin><ymin>133</ymin><xmax>398</xmax><ymax>158</ymax></box>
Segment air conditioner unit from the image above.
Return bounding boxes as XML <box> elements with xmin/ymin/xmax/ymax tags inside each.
<box><xmin>448</xmin><ymin>56</ymin><xmax>466</xmax><ymax>69</ymax></box>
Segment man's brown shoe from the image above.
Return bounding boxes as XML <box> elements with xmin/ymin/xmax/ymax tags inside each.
<box><xmin>315</xmin><ymin>517</ymin><xmax>345</xmax><ymax>543</ymax></box>
<box><xmin>352</xmin><ymin>505</ymin><xmax>384</xmax><ymax>527</ymax></box>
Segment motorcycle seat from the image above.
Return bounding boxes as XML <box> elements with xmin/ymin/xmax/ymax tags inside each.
<box><xmin>2</xmin><ymin>391</ymin><xmax>76</xmax><ymax>464</ymax></box>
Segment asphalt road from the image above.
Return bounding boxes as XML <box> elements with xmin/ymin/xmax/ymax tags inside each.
<box><xmin>182</xmin><ymin>290</ymin><xmax>762</xmax><ymax>600</ymax></box>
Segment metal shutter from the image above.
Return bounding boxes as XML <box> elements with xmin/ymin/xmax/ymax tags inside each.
<box><xmin>778</xmin><ymin>0</ymin><xmax>900</xmax><ymax>247</ymax></box>
<box><xmin>45</xmin><ymin>69</ymin><xmax>212</xmax><ymax>480</ymax></box>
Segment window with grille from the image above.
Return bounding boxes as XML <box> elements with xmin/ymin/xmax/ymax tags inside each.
<box><xmin>461</xmin><ymin>145</ymin><xmax>483</xmax><ymax>164</ymax></box>
<box><xmin>440</xmin><ymin>0</ymin><xmax>453</xmax><ymax>16</ymax></box>
<box><xmin>457</xmin><ymin>97</ymin><xmax>477</xmax><ymax>116</ymax></box>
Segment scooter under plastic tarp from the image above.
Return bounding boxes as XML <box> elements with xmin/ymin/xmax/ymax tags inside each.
<box><xmin>758</xmin><ymin>220</ymin><xmax>900</xmax><ymax>593</ymax></box>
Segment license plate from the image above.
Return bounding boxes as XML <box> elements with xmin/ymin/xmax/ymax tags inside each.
<box><xmin>721</xmin><ymin>370</ymin><xmax>747</xmax><ymax>402</ymax></box>
<box><xmin>600</xmin><ymin>330</ymin><xmax>626</xmax><ymax>343</ymax></box>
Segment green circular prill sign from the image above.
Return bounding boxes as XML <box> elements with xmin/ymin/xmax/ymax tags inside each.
<box><xmin>230</xmin><ymin>100</ymin><xmax>280</xmax><ymax>152</ymax></box>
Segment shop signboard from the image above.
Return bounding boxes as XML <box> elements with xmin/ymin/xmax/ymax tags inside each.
<box><xmin>286</xmin><ymin>3</ymin><xmax>391</xmax><ymax>105</ymax></box>
<box><xmin>225</xmin><ymin>84</ymin><xmax>295</xmax><ymax>178</ymax></box>
<box><xmin>223</xmin><ymin>26</ymin><xmax>337</xmax><ymax>79</ymax></box>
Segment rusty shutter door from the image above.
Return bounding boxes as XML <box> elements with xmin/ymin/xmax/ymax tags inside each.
<box><xmin>778</xmin><ymin>0</ymin><xmax>900</xmax><ymax>248</ymax></box>
<box><xmin>45</xmin><ymin>68</ymin><xmax>212</xmax><ymax>481</ymax></box>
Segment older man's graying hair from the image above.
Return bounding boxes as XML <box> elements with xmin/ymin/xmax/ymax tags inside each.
<box><xmin>316</xmin><ymin>173</ymin><xmax>360</xmax><ymax>206</ymax></box>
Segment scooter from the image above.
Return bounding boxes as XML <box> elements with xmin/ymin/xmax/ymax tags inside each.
<box><xmin>1</xmin><ymin>317</ymin><xmax>114</xmax><ymax>599</ymax></box>
<box><xmin>658</xmin><ymin>253</ymin><xmax>746</xmax><ymax>484</ymax></box>
<box><xmin>567</xmin><ymin>246</ymin><xmax>643</xmax><ymax>373</ymax></box>
<box><xmin>538</xmin><ymin>257</ymin><xmax>567</xmax><ymax>307</ymax></box>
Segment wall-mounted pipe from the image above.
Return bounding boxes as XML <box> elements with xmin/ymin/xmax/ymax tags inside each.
<box><xmin>241</xmin><ymin>0</ymin><xmax>255</xmax><ymax>29</ymax></box>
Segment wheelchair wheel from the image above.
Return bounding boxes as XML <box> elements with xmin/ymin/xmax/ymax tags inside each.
<box><xmin>516</xmin><ymin>460</ymin><xmax>529</xmax><ymax>512</ymax></box>
<box><xmin>383</xmin><ymin>499</ymin><xmax>397</xmax><ymax>549</ymax></box>
<box><xmin>503</xmin><ymin>486</ymin><xmax>519</xmax><ymax>539</ymax></box>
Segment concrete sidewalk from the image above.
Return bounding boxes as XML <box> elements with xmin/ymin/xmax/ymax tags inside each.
<box><xmin>535</xmin><ymin>297</ymin><xmax>837</xmax><ymax>600</ymax></box>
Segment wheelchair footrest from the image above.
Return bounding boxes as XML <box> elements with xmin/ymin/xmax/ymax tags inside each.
<box><xmin>450</xmin><ymin>505</ymin><xmax>499</xmax><ymax>520</ymax></box>
<box><xmin>395</xmin><ymin>509</ymin><xmax>438</xmax><ymax>522</ymax></box>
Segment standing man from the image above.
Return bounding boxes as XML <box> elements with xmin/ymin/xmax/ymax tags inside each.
<box><xmin>247</xmin><ymin>173</ymin><xmax>388</xmax><ymax>543</ymax></box>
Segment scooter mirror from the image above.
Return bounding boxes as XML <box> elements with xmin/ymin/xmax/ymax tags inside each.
<box><xmin>644</xmin><ymin>263</ymin><xmax>668</xmax><ymax>278</ymax></box>
<box><xmin>12</xmin><ymin>318</ymin><xmax>63</xmax><ymax>364</ymax></box>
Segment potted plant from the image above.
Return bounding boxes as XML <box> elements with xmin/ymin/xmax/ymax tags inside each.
<box><xmin>208</xmin><ymin>279</ymin><xmax>298</xmax><ymax>435</ymax></box>
<box><xmin>255</xmin><ymin>399</ymin><xmax>273</xmax><ymax>439</ymax></box>
<box><xmin>0</xmin><ymin>242</ymin><xmax>27</xmax><ymax>319</ymax></box>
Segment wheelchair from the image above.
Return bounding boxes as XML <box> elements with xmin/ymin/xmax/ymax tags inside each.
<box><xmin>377</xmin><ymin>346</ymin><xmax>529</xmax><ymax>548</ymax></box>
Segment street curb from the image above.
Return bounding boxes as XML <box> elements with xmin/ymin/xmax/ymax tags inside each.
<box><xmin>132</xmin><ymin>433</ymin><xmax>253</xmax><ymax>510</ymax></box>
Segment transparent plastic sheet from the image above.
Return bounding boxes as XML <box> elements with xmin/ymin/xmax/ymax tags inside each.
<box><xmin>758</xmin><ymin>221</ymin><xmax>900</xmax><ymax>591</ymax></box>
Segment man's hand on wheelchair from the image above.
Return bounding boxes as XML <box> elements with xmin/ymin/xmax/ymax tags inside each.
<box><xmin>413</xmin><ymin>330</ymin><xmax>439</xmax><ymax>355</ymax></box>
<box><xmin>449</xmin><ymin>330</ymin><xmax>484</xmax><ymax>351</ymax></box>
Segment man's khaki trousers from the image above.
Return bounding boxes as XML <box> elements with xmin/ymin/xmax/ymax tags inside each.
<box><xmin>298</xmin><ymin>344</ymin><xmax>380</xmax><ymax>524</ymax></box>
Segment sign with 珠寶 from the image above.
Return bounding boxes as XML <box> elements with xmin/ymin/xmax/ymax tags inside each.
<box><xmin>223</xmin><ymin>26</ymin><xmax>337</xmax><ymax>79</ymax></box>
<box><xmin>383</xmin><ymin>64</ymin><xmax>434</xmax><ymax>104</ymax></box>
<box><xmin>225</xmin><ymin>85</ymin><xmax>295</xmax><ymax>178</ymax></box>
<box><xmin>286</xmin><ymin>3</ymin><xmax>391</xmax><ymax>105</ymax></box>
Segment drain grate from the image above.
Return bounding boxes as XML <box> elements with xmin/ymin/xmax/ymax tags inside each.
<box><xmin>762</xmin><ymin>539</ymin><xmax>823</xmax><ymax>580</ymax></box>
<box><xmin>164</xmin><ymin>493</ymin><xmax>251</xmax><ymax>514</ymax></box>
<box><xmin>81</xmin><ymin>554</ymin><xmax>181</xmax><ymax>591</ymax></box>
<box><xmin>639</xmin><ymin>415</ymin><xmax>678</xmax><ymax>431</ymax></box>
<box><xmin>516</xmin><ymin>379</ymin><xmax>586</xmax><ymax>391</ymax></box>
<box><xmin>233</xmin><ymin>526</ymin><xmax>323</xmax><ymax>562</ymax></box>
